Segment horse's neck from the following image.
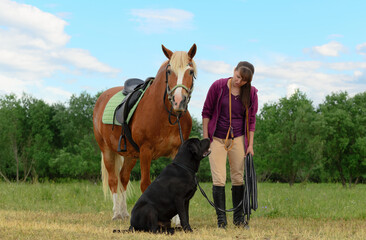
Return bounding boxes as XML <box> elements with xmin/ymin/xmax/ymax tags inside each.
<box><xmin>145</xmin><ymin>71</ymin><xmax>172</xmax><ymax>113</ymax></box>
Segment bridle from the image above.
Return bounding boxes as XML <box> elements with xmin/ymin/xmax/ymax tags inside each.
<box><xmin>165</xmin><ymin>62</ymin><xmax>195</xmax><ymax>107</ymax></box>
<box><xmin>163</xmin><ymin>61</ymin><xmax>196</xmax><ymax>143</ymax></box>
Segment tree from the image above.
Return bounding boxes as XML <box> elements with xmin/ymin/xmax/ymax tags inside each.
<box><xmin>0</xmin><ymin>94</ymin><xmax>29</xmax><ymax>182</ymax></box>
<box><xmin>50</xmin><ymin>92</ymin><xmax>100</xmax><ymax>179</ymax></box>
<box><xmin>255</xmin><ymin>90</ymin><xmax>324</xmax><ymax>185</ymax></box>
<box><xmin>349</xmin><ymin>92</ymin><xmax>366</xmax><ymax>185</ymax></box>
<box><xmin>22</xmin><ymin>95</ymin><xmax>55</xmax><ymax>180</ymax></box>
<box><xmin>318</xmin><ymin>92</ymin><xmax>364</xmax><ymax>187</ymax></box>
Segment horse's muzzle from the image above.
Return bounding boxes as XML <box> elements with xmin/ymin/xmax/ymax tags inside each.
<box><xmin>172</xmin><ymin>95</ymin><xmax>188</xmax><ymax>112</ymax></box>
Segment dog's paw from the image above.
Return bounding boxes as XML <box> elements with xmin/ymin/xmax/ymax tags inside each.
<box><xmin>183</xmin><ymin>225</ymin><xmax>193</xmax><ymax>233</ymax></box>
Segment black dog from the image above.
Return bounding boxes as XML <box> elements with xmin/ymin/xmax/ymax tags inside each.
<box><xmin>129</xmin><ymin>138</ymin><xmax>211</xmax><ymax>233</ymax></box>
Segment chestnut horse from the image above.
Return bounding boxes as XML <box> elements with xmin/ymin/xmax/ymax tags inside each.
<box><xmin>93</xmin><ymin>44</ymin><xmax>197</xmax><ymax>220</ymax></box>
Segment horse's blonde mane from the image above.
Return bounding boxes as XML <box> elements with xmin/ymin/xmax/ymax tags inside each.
<box><xmin>165</xmin><ymin>51</ymin><xmax>197</xmax><ymax>76</ymax></box>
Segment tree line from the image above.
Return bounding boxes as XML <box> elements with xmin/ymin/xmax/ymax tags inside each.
<box><xmin>0</xmin><ymin>90</ymin><xmax>365</xmax><ymax>187</ymax></box>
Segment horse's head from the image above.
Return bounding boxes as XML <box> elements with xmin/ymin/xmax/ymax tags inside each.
<box><xmin>162</xmin><ymin>44</ymin><xmax>197</xmax><ymax>113</ymax></box>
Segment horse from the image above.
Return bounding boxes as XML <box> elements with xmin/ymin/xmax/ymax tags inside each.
<box><xmin>93</xmin><ymin>44</ymin><xmax>197</xmax><ymax>220</ymax></box>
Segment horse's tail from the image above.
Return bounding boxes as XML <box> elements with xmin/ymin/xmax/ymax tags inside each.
<box><xmin>101</xmin><ymin>153</ymin><xmax>134</xmax><ymax>200</ymax></box>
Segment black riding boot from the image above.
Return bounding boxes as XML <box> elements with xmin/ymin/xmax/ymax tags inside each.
<box><xmin>212</xmin><ymin>185</ymin><xmax>227</xmax><ymax>229</ymax></box>
<box><xmin>232</xmin><ymin>185</ymin><xmax>247</xmax><ymax>227</ymax></box>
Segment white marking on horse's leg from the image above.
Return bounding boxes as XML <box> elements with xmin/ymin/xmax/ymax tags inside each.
<box><xmin>120</xmin><ymin>189</ymin><xmax>130</xmax><ymax>219</ymax></box>
<box><xmin>172</xmin><ymin>214</ymin><xmax>181</xmax><ymax>227</ymax></box>
<box><xmin>112</xmin><ymin>193</ymin><xmax>123</xmax><ymax>220</ymax></box>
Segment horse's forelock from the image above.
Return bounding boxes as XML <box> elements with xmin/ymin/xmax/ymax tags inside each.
<box><xmin>170</xmin><ymin>51</ymin><xmax>197</xmax><ymax>76</ymax></box>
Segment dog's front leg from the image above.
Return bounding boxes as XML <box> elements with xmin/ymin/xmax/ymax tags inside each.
<box><xmin>176</xmin><ymin>200</ymin><xmax>192</xmax><ymax>232</ymax></box>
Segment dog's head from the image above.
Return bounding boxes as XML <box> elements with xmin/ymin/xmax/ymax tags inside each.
<box><xmin>174</xmin><ymin>138</ymin><xmax>211</xmax><ymax>173</ymax></box>
<box><xmin>181</xmin><ymin>138</ymin><xmax>211</xmax><ymax>160</ymax></box>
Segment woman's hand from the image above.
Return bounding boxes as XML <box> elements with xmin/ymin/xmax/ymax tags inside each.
<box><xmin>246</xmin><ymin>145</ymin><xmax>254</xmax><ymax>156</ymax></box>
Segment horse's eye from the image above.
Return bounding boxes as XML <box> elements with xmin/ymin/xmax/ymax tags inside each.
<box><xmin>167</xmin><ymin>69</ymin><xmax>171</xmax><ymax>75</ymax></box>
<box><xmin>189</xmin><ymin>70</ymin><xmax>194</xmax><ymax>75</ymax></box>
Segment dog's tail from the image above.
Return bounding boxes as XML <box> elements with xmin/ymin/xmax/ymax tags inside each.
<box><xmin>113</xmin><ymin>227</ymin><xmax>134</xmax><ymax>233</ymax></box>
<box><xmin>113</xmin><ymin>226</ymin><xmax>175</xmax><ymax>235</ymax></box>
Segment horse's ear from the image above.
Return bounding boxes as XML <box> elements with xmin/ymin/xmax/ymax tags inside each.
<box><xmin>162</xmin><ymin>45</ymin><xmax>173</xmax><ymax>59</ymax></box>
<box><xmin>188</xmin><ymin>43</ymin><xmax>197</xmax><ymax>60</ymax></box>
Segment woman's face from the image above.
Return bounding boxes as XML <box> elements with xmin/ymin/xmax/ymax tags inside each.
<box><xmin>232</xmin><ymin>70</ymin><xmax>247</xmax><ymax>88</ymax></box>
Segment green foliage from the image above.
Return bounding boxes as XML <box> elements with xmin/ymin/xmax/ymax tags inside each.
<box><xmin>255</xmin><ymin>90</ymin><xmax>324</xmax><ymax>185</ymax></box>
<box><xmin>0</xmin><ymin>92</ymin><xmax>100</xmax><ymax>182</ymax></box>
<box><xmin>1</xmin><ymin>181</ymin><xmax>365</xmax><ymax>219</ymax></box>
<box><xmin>319</xmin><ymin>91</ymin><xmax>366</xmax><ymax>186</ymax></box>
<box><xmin>0</xmin><ymin>89</ymin><xmax>365</xmax><ymax>185</ymax></box>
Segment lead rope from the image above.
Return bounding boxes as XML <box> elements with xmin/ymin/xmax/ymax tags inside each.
<box><xmin>224</xmin><ymin>78</ymin><xmax>234</xmax><ymax>151</ymax></box>
<box><xmin>177</xmin><ymin>114</ymin><xmax>184</xmax><ymax>144</ymax></box>
<box><xmin>246</xmin><ymin>106</ymin><xmax>249</xmax><ymax>145</ymax></box>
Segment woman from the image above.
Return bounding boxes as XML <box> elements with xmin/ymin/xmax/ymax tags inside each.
<box><xmin>202</xmin><ymin>61</ymin><xmax>258</xmax><ymax>228</ymax></box>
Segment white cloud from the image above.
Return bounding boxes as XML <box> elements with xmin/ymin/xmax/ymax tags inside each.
<box><xmin>183</xmin><ymin>58</ymin><xmax>366</xmax><ymax>118</ymax></box>
<box><xmin>54</xmin><ymin>49</ymin><xmax>120</xmax><ymax>74</ymax></box>
<box><xmin>0</xmin><ymin>0</ymin><xmax>70</xmax><ymax>48</ymax></box>
<box><xmin>306</xmin><ymin>41</ymin><xmax>347</xmax><ymax>57</ymax></box>
<box><xmin>0</xmin><ymin>75</ymin><xmax>30</xmax><ymax>95</ymax></box>
<box><xmin>41</xmin><ymin>86</ymin><xmax>72</xmax><ymax>103</ymax></box>
<box><xmin>0</xmin><ymin>0</ymin><xmax>120</xmax><ymax>102</ymax></box>
<box><xmin>186</xmin><ymin>53</ymin><xmax>366</xmax><ymax>118</ymax></box>
<box><xmin>356</xmin><ymin>43</ymin><xmax>366</xmax><ymax>56</ymax></box>
<box><xmin>130</xmin><ymin>8</ymin><xmax>194</xmax><ymax>33</ymax></box>
<box><xmin>196</xmin><ymin>60</ymin><xmax>233</xmax><ymax>75</ymax></box>
<box><xmin>255</xmin><ymin>59</ymin><xmax>366</xmax><ymax>107</ymax></box>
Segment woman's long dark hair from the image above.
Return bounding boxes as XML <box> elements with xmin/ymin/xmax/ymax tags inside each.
<box><xmin>235</xmin><ymin>61</ymin><xmax>254</xmax><ymax>109</ymax></box>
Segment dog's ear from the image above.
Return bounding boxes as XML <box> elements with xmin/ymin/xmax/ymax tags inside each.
<box><xmin>188</xmin><ymin>141</ymin><xmax>200</xmax><ymax>157</ymax></box>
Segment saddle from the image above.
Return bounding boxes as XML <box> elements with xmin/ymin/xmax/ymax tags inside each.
<box><xmin>113</xmin><ymin>77</ymin><xmax>154</xmax><ymax>152</ymax></box>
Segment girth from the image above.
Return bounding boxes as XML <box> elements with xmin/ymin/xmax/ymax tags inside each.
<box><xmin>113</xmin><ymin>77</ymin><xmax>154</xmax><ymax>152</ymax></box>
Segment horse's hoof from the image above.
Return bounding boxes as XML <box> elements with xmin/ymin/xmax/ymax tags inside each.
<box><xmin>121</xmin><ymin>212</ymin><xmax>130</xmax><ymax>220</ymax></box>
<box><xmin>112</xmin><ymin>214</ymin><xmax>123</xmax><ymax>220</ymax></box>
<box><xmin>112</xmin><ymin>212</ymin><xmax>130</xmax><ymax>221</ymax></box>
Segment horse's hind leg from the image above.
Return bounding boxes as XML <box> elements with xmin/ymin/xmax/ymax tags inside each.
<box><xmin>101</xmin><ymin>149</ymin><xmax>128</xmax><ymax>220</ymax></box>
<box><xmin>120</xmin><ymin>157</ymin><xmax>137</xmax><ymax>190</ymax></box>
<box><xmin>119</xmin><ymin>156</ymin><xmax>137</xmax><ymax>219</ymax></box>
<box><xmin>139</xmin><ymin>147</ymin><xmax>153</xmax><ymax>192</ymax></box>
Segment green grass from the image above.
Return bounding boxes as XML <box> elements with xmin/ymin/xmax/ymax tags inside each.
<box><xmin>1</xmin><ymin>181</ymin><xmax>366</xmax><ymax>239</ymax></box>
<box><xmin>1</xmin><ymin>181</ymin><xmax>365</xmax><ymax>219</ymax></box>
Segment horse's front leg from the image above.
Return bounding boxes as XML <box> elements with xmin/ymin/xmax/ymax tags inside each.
<box><xmin>139</xmin><ymin>147</ymin><xmax>153</xmax><ymax>192</ymax></box>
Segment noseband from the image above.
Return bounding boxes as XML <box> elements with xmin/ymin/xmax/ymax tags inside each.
<box><xmin>163</xmin><ymin>62</ymin><xmax>196</xmax><ymax>143</ymax></box>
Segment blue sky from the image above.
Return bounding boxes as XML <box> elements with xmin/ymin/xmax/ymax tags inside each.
<box><xmin>1</xmin><ymin>0</ymin><xmax>366</xmax><ymax>119</ymax></box>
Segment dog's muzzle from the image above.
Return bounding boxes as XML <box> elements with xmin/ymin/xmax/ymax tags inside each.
<box><xmin>203</xmin><ymin>149</ymin><xmax>211</xmax><ymax>158</ymax></box>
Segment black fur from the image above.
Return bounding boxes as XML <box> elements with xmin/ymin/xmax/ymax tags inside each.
<box><xmin>129</xmin><ymin>138</ymin><xmax>210</xmax><ymax>233</ymax></box>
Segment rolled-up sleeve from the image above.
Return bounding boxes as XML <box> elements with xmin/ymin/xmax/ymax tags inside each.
<box><xmin>249</xmin><ymin>87</ymin><xmax>258</xmax><ymax>132</ymax></box>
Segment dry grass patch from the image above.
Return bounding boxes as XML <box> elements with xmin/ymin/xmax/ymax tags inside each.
<box><xmin>1</xmin><ymin>209</ymin><xmax>365</xmax><ymax>240</ymax></box>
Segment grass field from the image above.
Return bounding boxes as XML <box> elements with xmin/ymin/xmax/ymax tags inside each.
<box><xmin>0</xmin><ymin>181</ymin><xmax>365</xmax><ymax>239</ymax></box>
